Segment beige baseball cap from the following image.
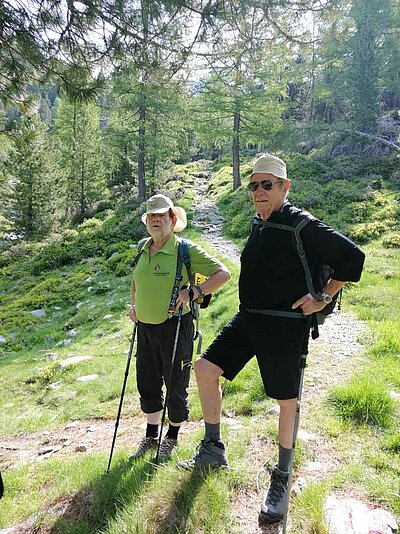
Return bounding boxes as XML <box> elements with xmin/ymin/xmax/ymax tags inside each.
<box><xmin>141</xmin><ymin>194</ymin><xmax>187</xmax><ymax>232</ymax></box>
<box><xmin>251</xmin><ymin>154</ymin><xmax>288</xmax><ymax>180</ymax></box>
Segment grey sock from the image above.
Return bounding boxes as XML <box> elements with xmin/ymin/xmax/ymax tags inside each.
<box><xmin>278</xmin><ymin>444</ymin><xmax>293</xmax><ymax>472</ymax></box>
<box><xmin>204</xmin><ymin>421</ymin><xmax>221</xmax><ymax>442</ymax></box>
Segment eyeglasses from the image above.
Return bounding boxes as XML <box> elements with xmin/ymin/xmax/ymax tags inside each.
<box><xmin>247</xmin><ymin>180</ymin><xmax>281</xmax><ymax>192</ymax></box>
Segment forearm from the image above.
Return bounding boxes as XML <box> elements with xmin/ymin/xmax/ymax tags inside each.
<box><xmin>322</xmin><ymin>279</ymin><xmax>346</xmax><ymax>298</ymax></box>
<box><xmin>195</xmin><ymin>266</ymin><xmax>231</xmax><ymax>296</ymax></box>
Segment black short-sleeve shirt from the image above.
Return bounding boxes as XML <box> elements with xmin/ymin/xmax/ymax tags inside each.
<box><xmin>239</xmin><ymin>202</ymin><xmax>365</xmax><ymax>311</ymax></box>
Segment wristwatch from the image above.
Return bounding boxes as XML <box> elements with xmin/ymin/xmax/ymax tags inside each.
<box><xmin>194</xmin><ymin>285</ymin><xmax>204</xmax><ymax>298</ymax></box>
<box><xmin>320</xmin><ymin>292</ymin><xmax>332</xmax><ymax>304</ymax></box>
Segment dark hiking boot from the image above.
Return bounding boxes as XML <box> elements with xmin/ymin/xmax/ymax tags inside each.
<box><xmin>129</xmin><ymin>436</ymin><xmax>157</xmax><ymax>460</ymax></box>
<box><xmin>158</xmin><ymin>437</ymin><xmax>177</xmax><ymax>460</ymax></box>
<box><xmin>177</xmin><ymin>437</ymin><xmax>229</xmax><ymax>471</ymax></box>
<box><xmin>259</xmin><ymin>465</ymin><xmax>289</xmax><ymax>524</ymax></box>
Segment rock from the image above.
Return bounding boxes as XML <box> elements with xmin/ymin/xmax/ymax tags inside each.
<box><xmin>292</xmin><ymin>476</ymin><xmax>307</xmax><ymax>494</ymax></box>
<box><xmin>40</xmin><ymin>352</ymin><xmax>58</xmax><ymax>362</ymax></box>
<box><xmin>30</xmin><ymin>309</ymin><xmax>46</xmax><ymax>317</ymax></box>
<box><xmin>75</xmin><ymin>444</ymin><xmax>87</xmax><ymax>452</ymax></box>
<box><xmin>67</xmin><ymin>329</ymin><xmax>79</xmax><ymax>337</ymax></box>
<box><xmin>64</xmin><ymin>421</ymin><xmax>80</xmax><ymax>429</ymax></box>
<box><xmin>368</xmin><ymin>508</ymin><xmax>398</xmax><ymax>533</ymax></box>
<box><xmin>57</xmin><ymin>355</ymin><xmax>92</xmax><ymax>369</ymax></box>
<box><xmin>324</xmin><ymin>496</ymin><xmax>398</xmax><ymax>534</ymax></box>
<box><xmin>77</xmin><ymin>374</ymin><xmax>98</xmax><ymax>382</ymax></box>
<box><xmin>268</xmin><ymin>405</ymin><xmax>280</xmax><ymax>416</ymax></box>
<box><xmin>390</xmin><ymin>391</ymin><xmax>400</xmax><ymax>401</ymax></box>
<box><xmin>55</xmin><ymin>339</ymin><xmax>72</xmax><ymax>347</ymax></box>
<box><xmin>48</xmin><ymin>379</ymin><xmax>63</xmax><ymax>389</ymax></box>
<box><xmin>38</xmin><ymin>446</ymin><xmax>61</xmax><ymax>456</ymax></box>
<box><xmin>0</xmin><ymin>335</ymin><xmax>7</xmax><ymax>343</ymax></box>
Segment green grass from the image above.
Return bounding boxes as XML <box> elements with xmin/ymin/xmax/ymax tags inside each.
<box><xmin>327</xmin><ymin>375</ymin><xmax>394</xmax><ymax>427</ymax></box>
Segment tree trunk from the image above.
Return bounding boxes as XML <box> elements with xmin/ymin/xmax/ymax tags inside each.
<box><xmin>232</xmin><ymin>108</ymin><xmax>241</xmax><ymax>190</ymax></box>
<box><xmin>137</xmin><ymin>88</ymin><xmax>147</xmax><ymax>203</ymax></box>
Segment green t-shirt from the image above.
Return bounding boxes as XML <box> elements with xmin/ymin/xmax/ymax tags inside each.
<box><xmin>133</xmin><ymin>233</ymin><xmax>223</xmax><ymax>324</ymax></box>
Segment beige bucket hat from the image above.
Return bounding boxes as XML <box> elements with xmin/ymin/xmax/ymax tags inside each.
<box><xmin>251</xmin><ymin>154</ymin><xmax>288</xmax><ymax>180</ymax></box>
<box><xmin>141</xmin><ymin>194</ymin><xmax>187</xmax><ymax>232</ymax></box>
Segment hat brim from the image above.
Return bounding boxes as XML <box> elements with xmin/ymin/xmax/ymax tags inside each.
<box><xmin>141</xmin><ymin>206</ymin><xmax>187</xmax><ymax>232</ymax></box>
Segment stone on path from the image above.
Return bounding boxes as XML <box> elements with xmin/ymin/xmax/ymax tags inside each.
<box><xmin>76</xmin><ymin>374</ymin><xmax>98</xmax><ymax>382</ymax></box>
<box><xmin>324</xmin><ymin>496</ymin><xmax>398</xmax><ymax>534</ymax></box>
<box><xmin>57</xmin><ymin>355</ymin><xmax>92</xmax><ymax>369</ymax></box>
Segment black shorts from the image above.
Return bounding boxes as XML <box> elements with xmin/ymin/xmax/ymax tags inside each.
<box><xmin>202</xmin><ymin>311</ymin><xmax>309</xmax><ymax>400</ymax></box>
<box><xmin>136</xmin><ymin>313</ymin><xmax>194</xmax><ymax>423</ymax></box>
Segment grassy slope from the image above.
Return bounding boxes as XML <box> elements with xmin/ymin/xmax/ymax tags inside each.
<box><xmin>0</xmin><ymin>155</ymin><xmax>399</xmax><ymax>533</ymax></box>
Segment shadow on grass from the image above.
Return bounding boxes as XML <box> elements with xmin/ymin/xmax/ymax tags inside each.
<box><xmin>151</xmin><ymin>468</ymin><xmax>207</xmax><ymax>533</ymax></box>
<box><xmin>49</xmin><ymin>456</ymin><xmax>156</xmax><ymax>534</ymax></box>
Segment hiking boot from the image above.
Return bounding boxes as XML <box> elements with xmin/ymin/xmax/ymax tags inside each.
<box><xmin>259</xmin><ymin>465</ymin><xmax>289</xmax><ymax>525</ymax></box>
<box><xmin>158</xmin><ymin>437</ymin><xmax>177</xmax><ymax>460</ymax></box>
<box><xmin>129</xmin><ymin>436</ymin><xmax>157</xmax><ymax>461</ymax></box>
<box><xmin>177</xmin><ymin>437</ymin><xmax>229</xmax><ymax>471</ymax></box>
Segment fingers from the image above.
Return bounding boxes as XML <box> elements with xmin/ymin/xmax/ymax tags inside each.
<box><xmin>128</xmin><ymin>309</ymin><xmax>138</xmax><ymax>323</ymax></box>
<box><xmin>293</xmin><ymin>293</ymin><xmax>326</xmax><ymax>316</ymax></box>
<box><xmin>176</xmin><ymin>289</ymin><xmax>190</xmax><ymax>309</ymax></box>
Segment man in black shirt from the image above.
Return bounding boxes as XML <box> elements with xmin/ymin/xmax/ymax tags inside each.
<box><xmin>178</xmin><ymin>154</ymin><xmax>365</xmax><ymax>525</ymax></box>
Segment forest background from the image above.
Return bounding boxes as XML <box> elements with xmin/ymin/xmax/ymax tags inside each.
<box><xmin>0</xmin><ymin>0</ymin><xmax>400</xmax><ymax>533</ymax></box>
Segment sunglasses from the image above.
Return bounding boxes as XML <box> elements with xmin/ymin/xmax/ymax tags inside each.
<box><xmin>247</xmin><ymin>180</ymin><xmax>281</xmax><ymax>192</ymax></box>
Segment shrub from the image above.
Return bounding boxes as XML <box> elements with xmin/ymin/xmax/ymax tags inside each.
<box><xmin>327</xmin><ymin>375</ymin><xmax>393</xmax><ymax>427</ymax></box>
<box><xmin>104</xmin><ymin>249</ymin><xmax>135</xmax><ymax>277</ymax></box>
<box><xmin>349</xmin><ymin>221</ymin><xmax>392</xmax><ymax>244</ymax></box>
<box><xmin>62</xmin><ymin>229</ymin><xmax>79</xmax><ymax>241</ymax></box>
<box><xmin>78</xmin><ymin>218</ymin><xmax>103</xmax><ymax>233</ymax></box>
<box><xmin>19</xmin><ymin>271</ymin><xmax>90</xmax><ymax>309</ymax></box>
<box><xmin>382</xmin><ymin>232</ymin><xmax>400</xmax><ymax>249</ymax></box>
<box><xmin>0</xmin><ymin>309</ymin><xmax>41</xmax><ymax>334</ymax></box>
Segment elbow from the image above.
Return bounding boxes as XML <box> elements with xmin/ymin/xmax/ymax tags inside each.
<box><xmin>223</xmin><ymin>267</ymin><xmax>231</xmax><ymax>283</ymax></box>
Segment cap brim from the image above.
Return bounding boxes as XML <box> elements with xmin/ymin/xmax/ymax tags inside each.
<box><xmin>141</xmin><ymin>206</ymin><xmax>187</xmax><ymax>232</ymax></box>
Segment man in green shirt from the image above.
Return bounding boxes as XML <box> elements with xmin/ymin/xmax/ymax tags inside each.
<box><xmin>128</xmin><ymin>194</ymin><xmax>230</xmax><ymax>460</ymax></box>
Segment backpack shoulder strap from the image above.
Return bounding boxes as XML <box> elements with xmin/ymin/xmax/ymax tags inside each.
<box><xmin>291</xmin><ymin>214</ymin><xmax>319</xmax><ymax>299</ymax></box>
<box><xmin>253</xmin><ymin>212</ymin><xmax>319</xmax><ymax>299</ymax></box>
<box><xmin>168</xmin><ymin>238</ymin><xmax>193</xmax><ymax>317</ymax></box>
<box><xmin>179</xmin><ymin>239</ymin><xmax>194</xmax><ymax>287</ymax></box>
<box><xmin>132</xmin><ymin>237</ymin><xmax>150</xmax><ymax>269</ymax></box>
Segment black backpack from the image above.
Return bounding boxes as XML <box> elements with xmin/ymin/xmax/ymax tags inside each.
<box><xmin>252</xmin><ymin>212</ymin><xmax>342</xmax><ymax>338</ymax></box>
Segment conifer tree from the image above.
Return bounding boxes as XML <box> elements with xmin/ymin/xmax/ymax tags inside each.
<box><xmin>54</xmin><ymin>97</ymin><xmax>105</xmax><ymax>221</ymax></box>
<box><xmin>7</xmin><ymin>112</ymin><xmax>56</xmax><ymax>238</ymax></box>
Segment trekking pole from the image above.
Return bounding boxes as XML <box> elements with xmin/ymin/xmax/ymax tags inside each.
<box><xmin>282</xmin><ymin>349</ymin><xmax>308</xmax><ymax>534</ymax></box>
<box><xmin>155</xmin><ymin>306</ymin><xmax>183</xmax><ymax>465</ymax></box>
<box><xmin>106</xmin><ymin>323</ymin><xmax>138</xmax><ymax>474</ymax></box>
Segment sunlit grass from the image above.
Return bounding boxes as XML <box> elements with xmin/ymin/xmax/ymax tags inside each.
<box><xmin>327</xmin><ymin>375</ymin><xmax>394</xmax><ymax>427</ymax></box>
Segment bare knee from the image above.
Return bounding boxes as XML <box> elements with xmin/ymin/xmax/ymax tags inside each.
<box><xmin>277</xmin><ymin>398</ymin><xmax>297</xmax><ymax>411</ymax></box>
<box><xmin>194</xmin><ymin>357</ymin><xmax>222</xmax><ymax>385</ymax></box>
